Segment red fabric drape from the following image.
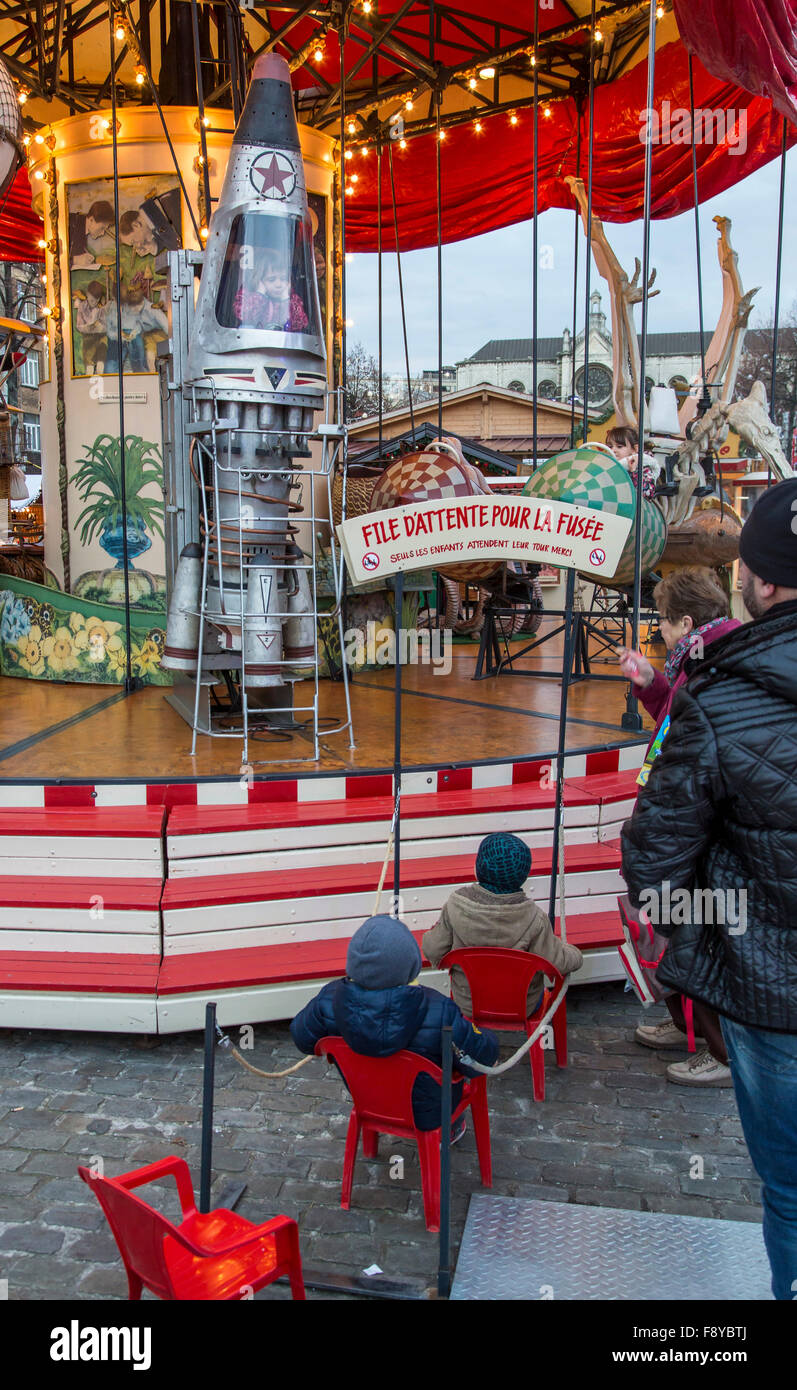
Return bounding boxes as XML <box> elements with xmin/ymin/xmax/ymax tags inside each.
<box><xmin>0</xmin><ymin>166</ymin><xmax>44</xmax><ymax>264</ymax></box>
<box><xmin>673</xmin><ymin>0</ymin><xmax>797</xmax><ymax>128</ymax></box>
<box><xmin>345</xmin><ymin>40</ymin><xmax>795</xmax><ymax>251</ymax></box>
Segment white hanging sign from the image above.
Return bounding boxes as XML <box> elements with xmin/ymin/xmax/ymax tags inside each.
<box><xmin>337</xmin><ymin>496</ymin><xmax>632</xmax><ymax>587</ymax></box>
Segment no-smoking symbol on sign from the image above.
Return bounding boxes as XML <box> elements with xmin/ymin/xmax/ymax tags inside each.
<box><xmin>363</xmin><ymin>552</ymin><xmax>380</xmax><ymax>572</ymax></box>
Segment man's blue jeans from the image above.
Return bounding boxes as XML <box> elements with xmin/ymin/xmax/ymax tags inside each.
<box><xmin>721</xmin><ymin>1016</ymin><xmax>797</xmax><ymax>1301</ymax></box>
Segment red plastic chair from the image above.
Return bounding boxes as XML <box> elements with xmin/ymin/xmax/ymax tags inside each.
<box><xmin>315</xmin><ymin>1036</ymin><xmax>492</xmax><ymax>1233</ymax></box>
<box><xmin>78</xmin><ymin>1156</ymin><xmax>305</xmax><ymax>1300</ymax></box>
<box><xmin>440</xmin><ymin>948</ymin><xmax>567</xmax><ymax>1102</ymax></box>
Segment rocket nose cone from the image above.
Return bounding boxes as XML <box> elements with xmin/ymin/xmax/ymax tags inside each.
<box><xmin>251</xmin><ymin>53</ymin><xmax>292</xmax><ymax>85</ymax></box>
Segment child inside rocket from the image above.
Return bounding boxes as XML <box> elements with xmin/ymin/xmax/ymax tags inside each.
<box><xmin>233</xmin><ymin>250</ymin><xmax>309</xmax><ymax>333</ymax></box>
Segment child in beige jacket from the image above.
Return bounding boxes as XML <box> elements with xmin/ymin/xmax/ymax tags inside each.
<box><xmin>423</xmin><ymin>831</ymin><xmax>583</xmax><ymax>1016</ymax></box>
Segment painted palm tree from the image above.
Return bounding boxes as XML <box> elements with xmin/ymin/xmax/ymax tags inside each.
<box><xmin>74</xmin><ymin>433</ymin><xmax>165</xmax><ymax>568</ymax></box>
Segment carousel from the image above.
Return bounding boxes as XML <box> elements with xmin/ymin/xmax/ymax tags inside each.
<box><xmin>0</xmin><ymin>0</ymin><xmax>791</xmax><ymax>1304</ymax></box>
<box><xmin>0</xmin><ymin>0</ymin><xmax>791</xmax><ymax>1020</ymax></box>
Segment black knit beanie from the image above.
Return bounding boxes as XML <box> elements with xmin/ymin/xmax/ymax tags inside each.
<box><xmin>475</xmin><ymin>832</ymin><xmax>532</xmax><ymax>894</ymax></box>
<box><xmin>738</xmin><ymin>479</ymin><xmax>797</xmax><ymax>587</ymax></box>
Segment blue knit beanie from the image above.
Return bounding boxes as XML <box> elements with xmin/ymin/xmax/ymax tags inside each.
<box><xmin>346</xmin><ymin>915</ymin><xmax>422</xmax><ymax>989</ymax></box>
<box><xmin>475</xmin><ymin>832</ymin><xmax>531</xmax><ymax>894</ymax></box>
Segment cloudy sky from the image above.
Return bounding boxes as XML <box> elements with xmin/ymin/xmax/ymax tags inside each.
<box><xmin>345</xmin><ymin>146</ymin><xmax>797</xmax><ymax>379</ymax></box>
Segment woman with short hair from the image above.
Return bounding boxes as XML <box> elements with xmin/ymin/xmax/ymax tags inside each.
<box><xmin>619</xmin><ymin>565</ymin><xmax>740</xmax><ymax>1086</ymax></box>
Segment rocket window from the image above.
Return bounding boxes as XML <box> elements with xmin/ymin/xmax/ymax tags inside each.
<box><xmin>215</xmin><ymin>213</ymin><xmax>320</xmax><ymax>337</ymax></box>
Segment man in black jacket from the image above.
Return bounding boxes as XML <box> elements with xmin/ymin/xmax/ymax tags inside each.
<box><xmin>622</xmin><ymin>478</ymin><xmax>797</xmax><ymax>1301</ymax></box>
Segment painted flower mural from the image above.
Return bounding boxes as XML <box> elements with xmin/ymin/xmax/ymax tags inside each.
<box><xmin>0</xmin><ymin>580</ymin><xmax>169</xmax><ymax>687</ymax></box>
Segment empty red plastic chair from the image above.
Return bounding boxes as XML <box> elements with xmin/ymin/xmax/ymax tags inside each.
<box><xmin>316</xmin><ymin>1036</ymin><xmax>491</xmax><ymax>1232</ymax></box>
<box><xmin>78</xmin><ymin>1156</ymin><xmax>305</xmax><ymax>1300</ymax></box>
<box><xmin>440</xmin><ymin>948</ymin><xmax>567</xmax><ymax>1102</ymax></box>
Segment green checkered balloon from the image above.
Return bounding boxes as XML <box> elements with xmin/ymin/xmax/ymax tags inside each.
<box><xmin>521</xmin><ymin>446</ymin><xmax>667</xmax><ymax>585</ymax></box>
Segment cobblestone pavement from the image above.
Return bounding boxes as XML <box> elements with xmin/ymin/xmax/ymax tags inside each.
<box><xmin>0</xmin><ymin>983</ymin><xmax>762</xmax><ymax>1301</ymax></box>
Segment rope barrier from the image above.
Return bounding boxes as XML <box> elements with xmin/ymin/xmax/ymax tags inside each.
<box><xmin>220</xmin><ymin>820</ymin><xmax>571</xmax><ymax>1083</ymax></box>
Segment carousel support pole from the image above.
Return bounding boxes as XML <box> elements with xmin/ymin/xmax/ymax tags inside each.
<box><xmin>569</xmin><ymin>119</ymin><xmax>582</xmax><ymax>449</ymax></box>
<box><xmin>531</xmin><ymin>1</ymin><xmax>539</xmax><ymax>464</ymax></box>
<box><xmin>435</xmin><ymin>85</ymin><xmax>443</xmax><ymax>437</ymax></box>
<box><xmin>377</xmin><ymin>133</ymin><xmax>383</xmax><ymax>457</ymax></box>
<box><xmin>386</xmin><ymin>143</ymin><xmax>414</xmax><ymax>436</ymax></box>
<box><xmin>768</xmin><ymin>118</ymin><xmax>788</xmax><ymax>490</ymax></box>
<box><xmin>392</xmin><ymin>569</ymin><xmax>404</xmax><ymax>917</ymax></box>
<box><xmin>688</xmin><ymin>54</ymin><xmax>709</xmax><ymax>413</ymax></box>
<box><xmin>548</xmin><ymin>568</ymin><xmax>576</xmax><ymax>927</ymax></box>
<box><xmin>199</xmin><ymin>1002</ymin><xmax>217</xmax><ymax>1214</ymax></box>
<box><xmin>108</xmin><ymin>4</ymin><xmax>135</xmax><ymax>692</ymax></box>
<box><xmin>622</xmin><ymin>0</ymin><xmax>657</xmax><ymax>732</ymax></box>
<box><xmin>190</xmin><ymin>0</ymin><xmax>213</xmax><ymax>218</ymax></box>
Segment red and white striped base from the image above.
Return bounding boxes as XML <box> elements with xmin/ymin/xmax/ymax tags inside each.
<box><xmin>0</xmin><ymin>743</ymin><xmax>645</xmax><ymax>1033</ymax></box>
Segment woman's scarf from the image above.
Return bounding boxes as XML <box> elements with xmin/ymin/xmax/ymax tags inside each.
<box><xmin>663</xmin><ymin>616</ymin><xmax>729</xmax><ymax>686</ymax></box>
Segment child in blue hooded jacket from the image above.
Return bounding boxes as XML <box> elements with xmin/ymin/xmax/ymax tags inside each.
<box><xmin>290</xmin><ymin>914</ymin><xmax>499</xmax><ymax>1131</ymax></box>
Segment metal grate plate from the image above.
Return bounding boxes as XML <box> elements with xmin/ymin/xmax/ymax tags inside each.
<box><xmin>451</xmin><ymin>1195</ymin><xmax>771</xmax><ymax>1300</ymax></box>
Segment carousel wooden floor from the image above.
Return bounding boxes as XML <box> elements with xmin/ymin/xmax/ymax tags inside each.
<box><xmin>0</xmin><ymin>618</ymin><xmax>658</xmax><ymax>782</ymax></box>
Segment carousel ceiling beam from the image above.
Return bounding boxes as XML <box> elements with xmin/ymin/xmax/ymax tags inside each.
<box><xmin>343</xmin><ymin>13</ymin><xmax>438</xmax><ymax>82</ymax></box>
<box><xmin>203</xmin><ymin>0</ymin><xmax>324</xmax><ymax>103</ymax></box>
<box><xmin>312</xmin><ymin>0</ymin><xmax>417</xmax><ymax>121</ymax></box>
<box><xmin>34</xmin><ymin>0</ymin><xmax>45</xmax><ymax>88</ymax></box>
<box><xmin>307</xmin><ymin>0</ymin><xmax>647</xmax><ymax>130</ymax></box>
<box><xmin>51</xmin><ymin>0</ymin><xmax>66</xmax><ymax>93</ymax></box>
<box><xmin>421</xmin><ymin>10</ymin><xmax>493</xmax><ymax>54</ymax></box>
<box><xmin>258</xmin><ymin>0</ymin><xmax>323</xmax><ymax>55</ymax></box>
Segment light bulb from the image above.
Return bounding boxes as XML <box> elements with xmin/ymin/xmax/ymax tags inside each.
<box><xmin>37</xmin><ymin>238</ymin><xmax>47</xmax><ymax>249</ymax></box>
<box><xmin>544</xmin><ymin>105</ymin><xmax>552</xmax><ymax>118</ymax></box>
<box><xmin>399</xmin><ymin>137</ymin><xmax>406</xmax><ymax>149</ymax></box>
<box><xmin>199</xmin><ymin>226</ymin><xmax>208</xmax><ymax>239</ymax></box>
<box><xmin>115</xmin><ymin>24</ymin><xmax>125</xmax><ymax>41</ymax></box>
<box><xmin>361</xmin><ymin>145</ymin><xmax>370</xmax><ymax>155</ymax></box>
<box><xmin>23</xmin><ymin>136</ymin><xmax>30</xmax><ymax>147</ymax></box>
<box><xmin>34</xmin><ymin>133</ymin><xmax>44</xmax><ymax>144</ymax></box>
<box><xmin>438</xmin><ymin>128</ymin><xmax>446</xmax><ymax>140</ymax></box>
<box><xmin>656</xmin><ymin>4</ymin><xmax>664</xmax><ymax>16</ymax></box>
<box><xmin>345</xmin><ymin>184</ymin><xmax>353</xmax><ymax>195</ymax></box>
<box><xmin>594</xmin><ymin>27</ymin><xmax>603</xmax><ymax>42</ymax></box>
<box><xmin>479</xmin><ymin>66</ymin><xmax>495</xmax><ymax>79</ymax></box>
<box><xmin>347</xmin><ymin>120</ymin><xmax>356</xmax><ymax>134</ymax></box>
<box><xmin>42</xmin><ymin>305</ymin><xmax>52</xmax><ymax>316</ymax></box>
<box><xmin>18</xmin><ymin>89</ymin><xmax>28</xmax><ymax>105</ymax></box>
<box><xmin>405</xmin><ymin>99</ymin><xmax>413</xmax><ymax>111</ymax></box>
<box><xmin>135</xmin><ymin>67</ymin><xmax>145</xmax><ymax>85</ymax></box>
<box><xmin>313</xmin><ymin>46</ymin><xmax>323</xmax><ymax>62</ymax></box>
<box><xmin>351</xmin><ymin>173</ymin><xmax>359</xmax><ymax>183</ymax></box>
<box><xmin>34</xmin><ymin>169</ymin><xmax>45</xmax><ymax>181</ymax></box>
<box><xmin>468</xmin><ymin>77</ymin><xmax>477</xmax><ymax>89</ymax></box>
<box><xmin>202</xmin><ymin>115</ymin><xmax>211</xmax><ymax>127</ymax></box>
<box><xmin>344</xmin><ymin>148</ymin><xmax>353</xmax><ymax>160</ymax></box>
<box><xmin>41</xmin><ymin>273</ymin><xmax>47</xmax><ymax>285</ymax></box>
<box><xmin>474</xmin><ymin>121</ymin><xmax>482</xmax><ymax>133</ymax></box>
<box><xmin>362</xmin><ymin>0</ymin><xmax>372</xmax><ymax>12</ymax></box>
<box><xmin>510</xmin><ymin>112</ymin><xmax>518</xmax><ymax>125</ymax></box>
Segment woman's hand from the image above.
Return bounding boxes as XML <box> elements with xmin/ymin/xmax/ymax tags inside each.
<box><xmin>618</xmin><ymin>646</ymin><xmax>655</xmax><ymax>688</ymax></box>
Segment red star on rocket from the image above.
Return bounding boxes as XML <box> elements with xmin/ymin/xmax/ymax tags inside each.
<box><xmin>253</xmin><ymin>153</ymin><xmax>293</xmax><ymax>197</ymax></box>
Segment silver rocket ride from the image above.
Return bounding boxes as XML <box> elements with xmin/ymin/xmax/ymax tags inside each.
<box><xmin>163</xmin><ymin>51</ymin><xmax>326</xmax><ymax>707</ymax></box>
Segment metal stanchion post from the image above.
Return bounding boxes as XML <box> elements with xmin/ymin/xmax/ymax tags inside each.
<box><xmin>438</xmin><ymin>1023</ymin><xmax>453</xmax><ymax>1298</ymax></box>
<box><xmin>199</xmin><ymin>1001</ymin><xmax>216</xmax><ymax>1214</ymax></box>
